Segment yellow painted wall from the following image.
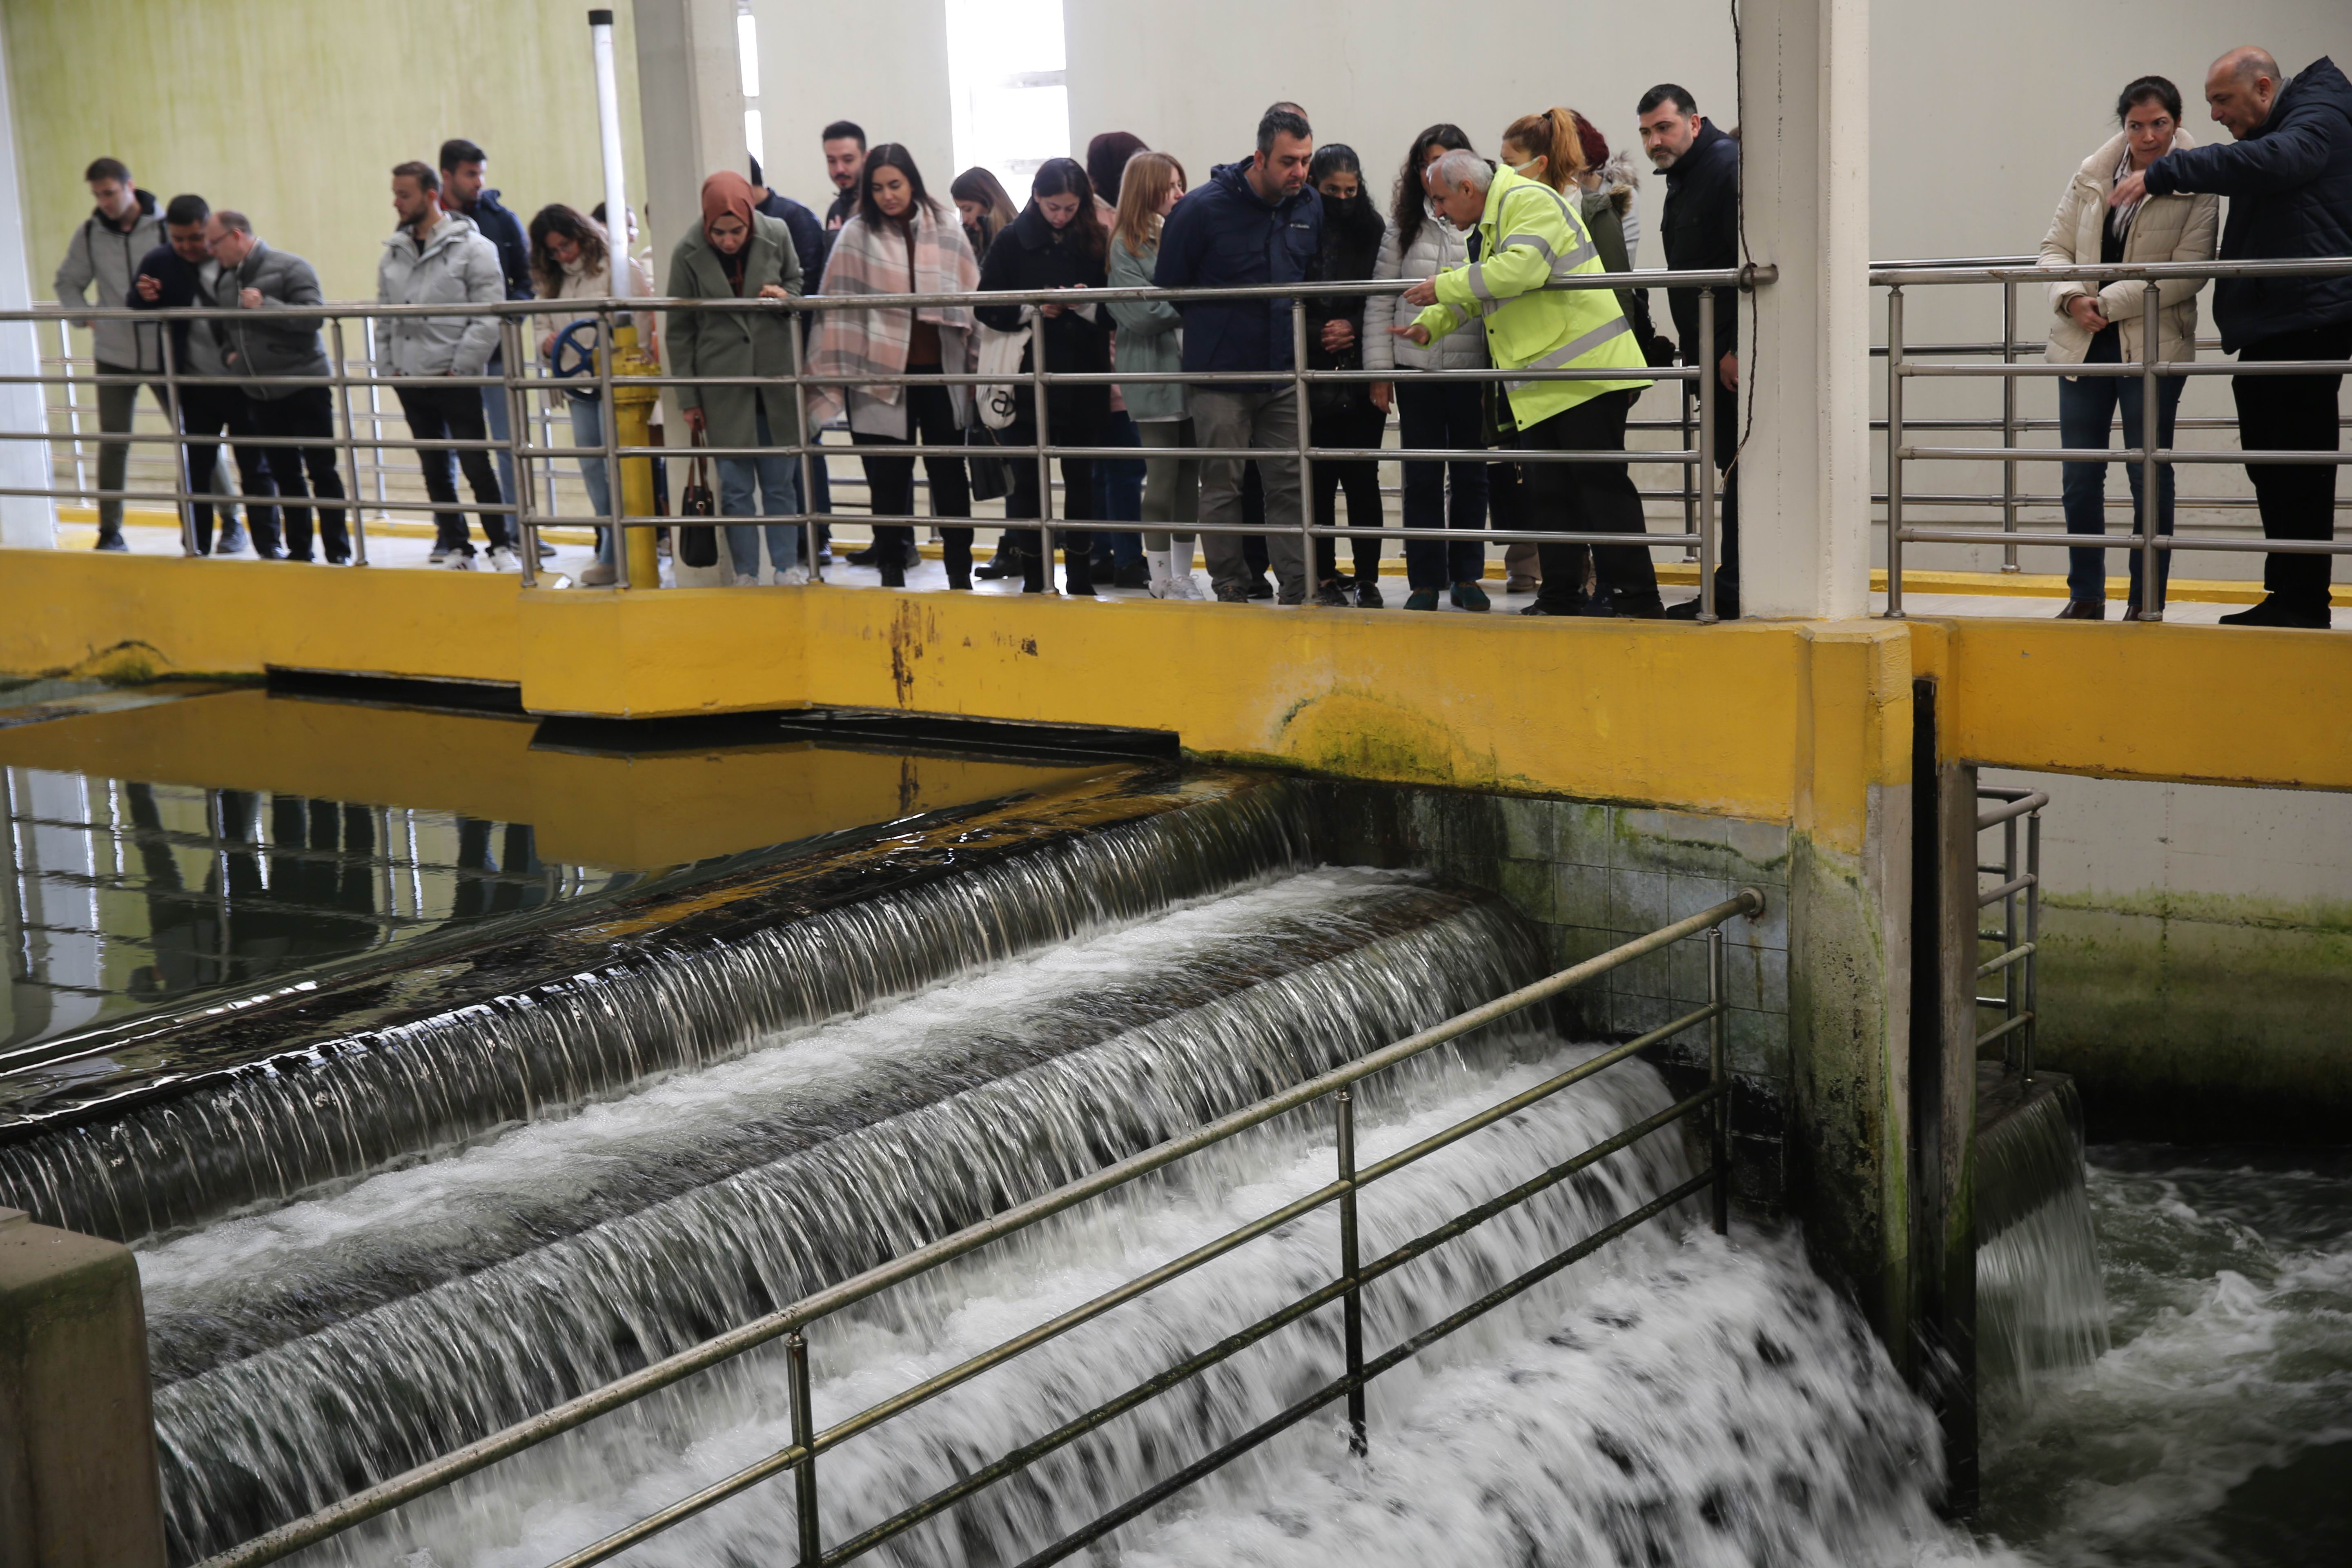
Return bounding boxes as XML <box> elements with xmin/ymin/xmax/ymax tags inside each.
<box><xmin>6</xmin><ymin>0</ymin><xmax>646</xmax><ymax>305</ymax></box>
<box><xmin>4</xmin><ymin>548</ymin><xmax>2344</xmax><ymax>827</ymax></box>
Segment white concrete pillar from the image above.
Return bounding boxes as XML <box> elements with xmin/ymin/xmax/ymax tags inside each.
<box><xmin>1735</xmin><ymin>0</ymin><xmax>1871</xmax><ymax>619</ymax></box>
<box><xmin>631</xmin><ymin>0</ymin><xmax>748</xmax><ymax>284</ymax></box>
<box><xmin>0</xmin><ymin>17</ymin><xmax>58</xmax><ymax>549</ymax></box>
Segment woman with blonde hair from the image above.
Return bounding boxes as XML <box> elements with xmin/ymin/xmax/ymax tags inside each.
<box><xmin>1107</xmin><ymin>149</ymin><xmax>1200</xmax><ymax>598</ymax></box>
<box><xmin>950</xmin><ymin>166</ymin><xmax>1017</xmax><ymax>261</ymax></box>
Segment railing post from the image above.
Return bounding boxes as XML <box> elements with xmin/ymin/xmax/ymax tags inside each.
<box><xmin>1335</xmin><ymin>1087</ymin><xmax>1366</xmax><ymax>1457</ymax></box>
<box><xmin>363</xmin><ymin>320</ymin><xmax>390</xmax><ymax>517</ymax></box>
<box><xmin>1681</xmin><ymin>382</ymin><xmax>1699</xmax><ymax>561</ymax></box>
<box><xmin>501</xmin><ymin>315</ymin><xmax>537</xmax><ymax>588</ymax></box>
<box><xmin>2022</xmin><ymin>805</ymin><xmax>2040</xmax><ymax>1083</ymax></box>
<box><xmin>1293</xmin><ymin>296</ymin><xmax>1314</xmax><ymax>584</ymax></box>
<box><xmin>1696</xmin><ymin>284</ymin><xmax>1718</xmax><ymax>622</ymax></box>
<box><xmin>159</xmin><ymin>318</ymin><xmax>196</xmax><ymax>556</ymax></box>
<box><xmin>2137</xmin><ymin>282</ymin><xmax>2163</xmax><ymax>623</ymax></box>
<box><xmin>788</xmin><ymin>1329</ymin><xmax>819</xmax><ymax>1568</ymax></box>
<box><xmin>2001</xmin><ymin>813</ymin><xmax>2020</xmax><ymax>1068</ymax></box>
<box><xmin>330</xmin><ymin>318</ymin><xmax>370</xmax><ymax>567</ymax></box>
<box><xmin>2000</xmin><ymin>280</ymin><xmax>2019</xmax><ymax>572</ymax></box>
<box><xmin>600</xmin><ymin>304</ymin><xmax>628</xmax><ymax>589</ymax></box>
<box><xmin>1029</xmin><ymin>311</ymin><xmax>1054</xmax><ymax>591</ymax></box>
<box><xmin>59</xmin><ymin>318</ymin><xmax>89</xmax><ymax>501</ymax></box>
<box><xmin>1884</xmin><ymin>285</ymin><xmax>1907</xmax><ymax>618</ymax></box>
<box><xmin>786</xmin><ymin>298</ymin><xmax>820</xmax><ymax>582</ymax></box>
<box><xmin>1708</xmin><ymin>924</ymin><xmax>1729</xmax><ymax>1236</ymax></box>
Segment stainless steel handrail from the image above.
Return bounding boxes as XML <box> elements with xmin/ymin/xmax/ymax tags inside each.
<box><xmin>193</xmin><ymin>889</ymin><xmax>1766</xmax><ymax>1568</ymax></box>
<box><xmin>17</xmin><ymin>269</ymin><xmax>1765</xmax><ymax>604</ymax></box>
<box><xmin>1879</xmin><ymin>254</ymin><xmax>2352</xmax><ymax>619</ymax></box>
<box><xmin>1974</xmin><ymin>788</ymin><xmax>2044</xmax><ymax>1079</ymax></box>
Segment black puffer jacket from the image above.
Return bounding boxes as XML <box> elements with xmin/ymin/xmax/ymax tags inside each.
<box><xmin>1660</xmin><ymin>121</ymin><xmax>1739</xmax><ymax>368</ymax></box>
<box><xmin>2145</xmin><ymin>56</ymin><xmax>2352</xmax><ymax>350</ymax></box>
<box><xmin>1305</xmin><ymin>192</ymin><xmax>1387</xmax><ymax>411</ymax></box>
<box><xmin>976</xmin><ymin>202</ymin><xmax>1111</xmax><ymax>432</ymax></box>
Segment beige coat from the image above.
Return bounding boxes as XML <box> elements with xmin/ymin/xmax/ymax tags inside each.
<box><xmin>2039</xmin><ymin>128</ymin><xmax>2219</xmax><ymax>368</ymax></box>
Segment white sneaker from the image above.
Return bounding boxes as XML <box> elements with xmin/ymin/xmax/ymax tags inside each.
<box><xmin>779</xmin><ymin>566</ymin><xmax>811</xmax><ymax>586</ymax></box>
<box><xmin>486</xmin><ymin>545</ymin><xmax>519</xmax><ymax>572</ymax></box>
<box><xmin>1166</xmin><ymin>548</ymin><xmax>1205</xmax><ymax>600</ymax></box>
<box><xmin>440</xmin><ymin>551</ymin><xmax>478</xmax><ymax>571</ymax></box>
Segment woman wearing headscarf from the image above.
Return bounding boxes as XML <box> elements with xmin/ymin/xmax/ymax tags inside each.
<box><xmin>667</xmin><ymin>171</ymin><xmax>806</xmax><ymax>584</ymax></box>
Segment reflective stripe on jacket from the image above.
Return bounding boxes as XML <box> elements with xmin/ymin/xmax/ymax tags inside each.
<box><xmin>1412</xmin><ymin>167</ymin><xmax>1649</xmax><ymax>426</ymax></box>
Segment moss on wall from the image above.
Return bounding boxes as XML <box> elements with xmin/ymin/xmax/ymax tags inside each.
<box><xmin>6</xmin><ymin>0</ymin><xmax>647</xmax><ymax>304</ymax></box>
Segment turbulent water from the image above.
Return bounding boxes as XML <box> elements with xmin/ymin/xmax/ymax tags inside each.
<box><xmin>1981</xmin><ymin>1145</ymin><xmax>2352</xmax><ymax>1568</ymax></box>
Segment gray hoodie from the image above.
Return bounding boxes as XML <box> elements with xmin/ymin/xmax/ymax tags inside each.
<box><xmin>212</xmin><ymin>241</ymin><xmax>332</xmax><ymax>399</ymax></box>
<box><xmin>374</xmin><ymin>212</ymin><xmax>504</xmax><ymax>377</ymax></box>
<box><xmin>54</xmin><ymin>189</ymin><xmax>166</xmax><ymax>371</ymax></box>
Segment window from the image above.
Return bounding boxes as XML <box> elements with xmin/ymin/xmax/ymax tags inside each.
<box><xmin>738</xmin><ymin>4</ymin><xmax>765</xmax><ymax>174</ymax></box>
<box><xmin>944</xmin><ymin>0</ymin><xmax>1068</xmax><ymax>194</ymax></box>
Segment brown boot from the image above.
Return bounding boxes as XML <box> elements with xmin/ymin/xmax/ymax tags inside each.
<box><xmin>2054</xmin><ymin>599</ymin><xmax>2106</xmax><ymax>620</ymax></box>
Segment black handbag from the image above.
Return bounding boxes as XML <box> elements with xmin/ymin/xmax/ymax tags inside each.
<box><xmin>965</xmin><ymin>423</ymin><xmax>1013</xmax><ymax>503</ymax></box>
<box><xmin>677</xmin><ymin>431</ymin><xmax>718</xmax><ymax>568</ymax></box>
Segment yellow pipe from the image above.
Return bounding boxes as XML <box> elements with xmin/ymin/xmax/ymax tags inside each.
<box><xmin>610</xmin><ymin>321</ymin><xmax>662</xmax><ymax>588</ymax></box>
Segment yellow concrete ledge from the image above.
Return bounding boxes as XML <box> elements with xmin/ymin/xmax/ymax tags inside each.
<box><xmin>4</xmin><ymin>548</ymin><xmax>2344</xmax><ymax>820</ymax></box>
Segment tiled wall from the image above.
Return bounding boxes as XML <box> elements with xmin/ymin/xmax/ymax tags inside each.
<box><xmin>1306</xmin><ymin>782</ymin><xmax>1793</xmax><ymax>1210</ymax></box>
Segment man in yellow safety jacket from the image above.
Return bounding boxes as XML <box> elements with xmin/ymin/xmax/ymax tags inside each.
<box><xmin>1393</xmin><ymin>149</ymin><xmax>1665</xmax><ymax>617</ymax></box>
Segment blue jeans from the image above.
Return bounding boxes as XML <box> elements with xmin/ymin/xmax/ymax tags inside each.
<box><xmin>479</xmin><ymin>357</ymin><xmax>518</xmax><ymax>532</ymax></box>
<box><xmin>2060</xmin><ymin>332</ymin><xmax>2182</xmax><ymax>606</ymax></box>
<box><xmin>720</xmin><ymin>406</ymin><xmax>801</xmax><ymax>579</ymax></box>
<box><xmin>569</xmin><ymin>396</ymin><xmax>621</xmax><ymax>566</ymax></box>
<box><xmin>1396</xmin><ymin>379</ymin><xmax>1489</xmax><ymax>589</ymax></box>
<box><xmin>1091</xmin><ymin>411</ymin><xmax>1145</xmax><ymax>567</ymax></box>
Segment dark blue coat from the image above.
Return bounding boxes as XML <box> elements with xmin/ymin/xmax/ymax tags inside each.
<box><xmin>2145</xmin><ymin>56</ymin><xmax>2352</xmax><ymax>351</ymax></box>
<box><xmin>1153</xmin><ymin>158</ymin><xmax>1322</xmax><ymax>374</ymax></box>
<box><xmin>756</xmin><ymin>190</ymin><xmax>829</xmax><ymax>291</ymax></box>
<box><xmin>461</xmin><ymin>188</ymin><xmax>535</xmax><ymax>302</ymax></box>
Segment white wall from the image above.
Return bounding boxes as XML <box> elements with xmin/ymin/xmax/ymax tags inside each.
<box><xmin>1064</xmin><ymin>1</ymin><xmax>1738</xmax><ymax>268</ymax></box>
<box><xmin>752</xmin><ymin>0</ymin><xmax>956</xmax><ymax>212</ymax></box>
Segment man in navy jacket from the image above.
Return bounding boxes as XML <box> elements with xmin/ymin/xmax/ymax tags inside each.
<box><xmin>1156</xmin><ymin>105</ymin><xmax>1322</xmax><ymax>603</ymax></box>
<box><xmin>2121</xmin><ymin>50</ymin><xmax>2352</xmax><ymax>627</ymax></box>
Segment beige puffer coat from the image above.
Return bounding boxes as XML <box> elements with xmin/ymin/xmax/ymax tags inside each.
<box><xmin>2039</xmin><ymin>128</ymin><xmax>2219</xmax><ymax>368</ymax></box>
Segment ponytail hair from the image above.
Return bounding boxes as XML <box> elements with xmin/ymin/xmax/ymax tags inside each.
<box><xmin>1500</xmin><ymin>107</ymin><xmax>1588</xmax><ymax>193</ymax></box>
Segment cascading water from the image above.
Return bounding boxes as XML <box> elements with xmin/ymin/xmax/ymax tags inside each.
<box><xmin>7</xmin><ymin>760</ymin><xmax>2074</xmax><ymax>1568</ymax></box>
<box><xmin>0</xmin><ymin>773</ymin><xmax>1308</xmax><ymax>1243</ymax></box>
<box><xmin>1976</xmin><ymin>1072</ymin><xmax>2108</xmax><ymax>1403</ymax></box>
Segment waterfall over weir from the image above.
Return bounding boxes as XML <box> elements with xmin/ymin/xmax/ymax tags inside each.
<box><xmin>1976</xmin><ymin>1068</ymin><xmax>2109</xmax><ymax>1402</ymax></box>
<box><xmin>0</xmin><ymin>762</ymin><xmax>2005</xmax><ymax>1567</ymax></box>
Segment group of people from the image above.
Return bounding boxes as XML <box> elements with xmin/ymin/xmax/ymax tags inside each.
<box><xmin>53</xmin><ymin>42</ymin><xmax>2351</xmax><ymax>626</ymax></box>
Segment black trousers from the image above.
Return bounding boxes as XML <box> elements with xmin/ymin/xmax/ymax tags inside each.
<box><xmin>249</xmin><ymin>386</ymin><xmax>348</xmax><ymax>561</ymax></box>
<box><xmin>394</xmin><ymin>383</ymin><xmax>511</xmax><ymax>555</ymax></box>
<box><xmin>1003</xmin><ymin>400</ymin><xmax>1099</xmax><ymax>589</ymax></box>
<box><xmin>1519</xmin><ymin>390</ymin><xmax>1657</xmax><ymax>610</ymax></box>
<box><xmin>851</xmin><ymin>371</ymin><xmax>974</xmax><ymax>570</ymax></box>
<box><xmin>1709</xmin><ymin>379</ymin><xmax>1741</xmax><ymax>599</ymax></box>
<box><xmin>2233</xmin><ymin>323</ymin><xmax>2349</xmax><ymax>607</ymax></box>
<box><xmin>178</xmin><ymin>386</ymin><xmax>275</xmax><ymax>555</ymax></box>
<box><xmin>1311</xmin><ymin>399</ymin><xmax>1386</xmax><ymax>584</ymax></box>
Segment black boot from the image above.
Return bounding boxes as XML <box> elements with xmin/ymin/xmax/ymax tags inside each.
<box><xmin>944</xmin><ymin>537</ymin><xmax>973</xmax><ymax>591</ymax></box>
<box><xmin>2218</xmin><ymin>594</ymin><xmax>2330</xmax><ymax>629</ymax></box>
<box><xmin>880</xmin><ymin>559</ymin><xmax>906</xmax><ymax>588</ymax></box>
<box><xmin>1065</xmin><ymin>551</ymin><xmax>1096</xmax><ymax>597</ymax></box>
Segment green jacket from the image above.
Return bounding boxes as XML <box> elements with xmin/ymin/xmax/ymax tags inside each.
<box><xmin>1107</xmin><ymin>233</ymin><xmax>1186</xmax><ymax>421</ymax></box>
<box><xmin>1413</xmin><ymin>166</ymin><xmax>1649</xmax><ymax>426</ymax></box>
<box><xmin>666</xmin><ymin>212</ymin><xmax>804</xmax><ymax>449</ymax></box>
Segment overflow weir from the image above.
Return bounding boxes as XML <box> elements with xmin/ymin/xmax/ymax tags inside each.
<box><xmin>0</xmin><ymin>652</ymin><xmax>2288</xmax><ymax>1565</ymax></box>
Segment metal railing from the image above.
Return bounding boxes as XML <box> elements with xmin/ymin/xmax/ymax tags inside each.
<box><xmin>7</xmin><ymin>263</ymin><xmax>1768</xmax><ymax>616</ymax></box>
<box><xmin>194</xmin><ymin>886</ymin><xmax>1765</xmax><ymax>1568</ymax></box>
<box><xmin>1877</xmin><ymin>254</ymin><xmax>2352</xmax><ymax>619</ymax></box>
<box><xmin>1975</xmin><ymin>786</ymin><xmax>2044</xmax><ymax>1080</ymax></box>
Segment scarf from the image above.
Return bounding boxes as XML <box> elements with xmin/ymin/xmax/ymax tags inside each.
<box><xmin>701</xmin><ymin>172</ymin><xmax>756</xmax><ymax>294</ymax></box>
<box><xmin>806</xmin><ymin>202</ymin><xmax>978</xmax><ymax>423</ymax></box>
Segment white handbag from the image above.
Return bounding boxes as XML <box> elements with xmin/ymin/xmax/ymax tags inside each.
<box><xmin>975</xmin><ymin>318</ymin><xmax>1032</xmax><ymax>430</ymax></box>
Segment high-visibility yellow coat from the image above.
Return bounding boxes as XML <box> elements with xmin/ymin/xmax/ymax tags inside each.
<box><xmin>1412</xmin><ymin>166</ymin><xmax>1651</xmax><ymax>428</ymax></box>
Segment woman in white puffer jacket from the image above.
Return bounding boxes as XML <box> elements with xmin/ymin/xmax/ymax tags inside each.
<box><xmin>2038</xmin><ymin>75</ymin><xmax>2218</xmax><ymax>619</ymax></box>
<box><xmin>1365</xmin><ymin>125</ymin><xmax>1495</xmax><ymax>610</ymax></box>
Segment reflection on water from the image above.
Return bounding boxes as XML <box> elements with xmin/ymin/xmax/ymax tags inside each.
<box><xmin>2</xmin><ymin>766</ymin><xmax>631</xmax><ymax>1055</ymax></box>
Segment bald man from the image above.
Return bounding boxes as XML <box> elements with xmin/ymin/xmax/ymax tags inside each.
<box><xmin>2112</xmin><ymin>49</ymin><xmax>2352</xmax><ymax>628</ymax></box>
